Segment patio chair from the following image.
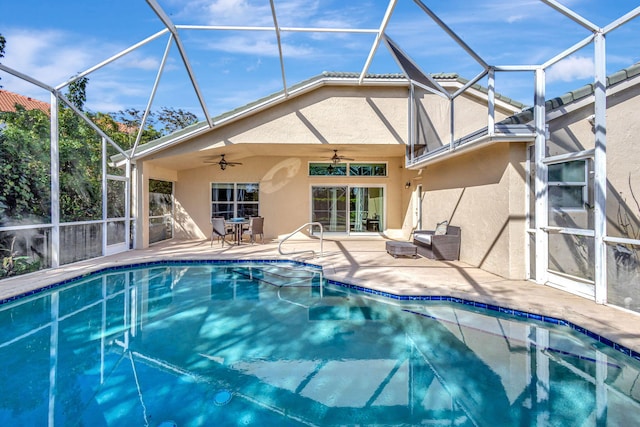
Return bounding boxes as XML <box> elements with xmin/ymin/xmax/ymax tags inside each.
<box><xmin>243</xmin><ymin>216</ymin><xmax>264</xmax><ymax>244</ymax></box>
<box><xmin>211</xmin><ymin>217</ymin><xmax>233</xmax><ymax>247</ymax></box>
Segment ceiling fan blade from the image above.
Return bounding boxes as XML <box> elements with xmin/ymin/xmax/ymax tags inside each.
<box><xmin>203</xmin><ymin>154</ymin><xmax>243</xmax><ymax>170</ymax></box>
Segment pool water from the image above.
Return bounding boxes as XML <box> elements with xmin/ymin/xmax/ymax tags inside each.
<box><xmin>1</xmin><ymin>261</ymin><xmax>639</xmax><ymax>426</ymax></box>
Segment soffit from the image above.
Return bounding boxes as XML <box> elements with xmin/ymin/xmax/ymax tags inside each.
<box><xmin>145</xmin><ymin>143</ymin><xmax>407</xmax><ymax>172</ymax></box>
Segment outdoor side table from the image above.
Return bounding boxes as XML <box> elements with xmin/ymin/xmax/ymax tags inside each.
<box><xmin>385</xmin><ymin>241</ymin><xmax>418</xmax><ymax>258</ymax></box>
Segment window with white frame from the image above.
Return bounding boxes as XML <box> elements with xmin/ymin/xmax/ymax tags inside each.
<box><xmin>211</xmin><ymin>183</ymin><xmax>259</xmax><ymax>220</ymax></box>
<box><xmin>548</xmin><ymin>160</ymin><xmax>589</xmax><ymax>210</ymax></box>
<box><xmin>309</xmin><ymin>162</ymin><xmax>387</xmax><ymax>176</ymax></box>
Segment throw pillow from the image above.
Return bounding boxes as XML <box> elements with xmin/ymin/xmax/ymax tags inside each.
<box><xmin>434</xmin><ymin>220</ymin><xmax>448</xmax><ymax>235</ymax></box>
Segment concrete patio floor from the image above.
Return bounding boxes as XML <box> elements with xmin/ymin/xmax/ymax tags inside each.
<box><xmin>2</xmin><ymin>235</ymin><xmax>639</xmax><ymax>356</ymax></box>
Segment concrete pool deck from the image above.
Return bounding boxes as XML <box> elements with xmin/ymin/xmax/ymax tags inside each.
<box><xmin>2</xmin><ymin>235</ymin><xmax>639</xmax><ymax>356</ymax></box>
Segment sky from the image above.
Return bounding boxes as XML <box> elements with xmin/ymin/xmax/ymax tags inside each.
<box><xmin>1</xmin><ymin>0</ymin><xmax>639</xmax><ymax>120</ymax></box>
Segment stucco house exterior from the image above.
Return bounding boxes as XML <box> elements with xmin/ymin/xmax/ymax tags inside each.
<box><xmin>128</xmin><ymin>62</ymin><xmax>640</xmax><ymax>312</ymax></box>
<box><xmin>129</xmin><ymin>72</ymin><xmax>523</xmax><ymax>262</ymax></box>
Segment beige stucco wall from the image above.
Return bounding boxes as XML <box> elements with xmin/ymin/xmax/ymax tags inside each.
<box><xmin>418</xmin><ymin>143</ymin><xmax>527</xmax><ymax>279</ymax></box>
<box><xmin>546</xmin><ymin>104</ymin><xmax>595</xmax><ymax>157</ymax></box>
<box><xmin>140</xmin><ymin>84</ymin><xmax>429</xmax><ymax>245</ymax></box>
<box><xmin>171</xmin><ymin>155</ymin><xmax>410</xmax><ymax>241</ymax></box>
<box><xmin>414</xmin><ymin>87</ymin><xmax>519</xmax><ymax>152</ymax></box>
<box><xmin>542</xmin><ymin>79</ymin><xmax>640</xmax><ymax>276</ymax></box>
<box><xmin>452</xmin><ymin>92</ymin><xmax>518</xmax><ymax>140</ymax></box>
<box><xmin>604</xmin><ymin>82</ymin><xmax>640</xmax><ymax>239</ymax></box>
<box><xmin>151</xmin><ymin>85</ymin><xmax>409</xmax><ymax>160</ymax></box>
<box><xmin>545</xmin><ymin>80</ymin><xmax>640</xmax><ymax>234</ymax></box>
<box><xmin>137</xmin><ymin>82</ymin><xmax>526</xmax><ymax>276</ymax></box>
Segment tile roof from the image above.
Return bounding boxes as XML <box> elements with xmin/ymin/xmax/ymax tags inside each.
<box><xmin>0</xmin><ymin>89</ymin><xmax>137</xmax><ymax>133</ymax></box>
<box><xmin>499</xmin><ymin>61</ymin><xmax>640</xmax><ymax>125</ymax></box>
<box><xmin>0</xmin><ymin>89</ymin><xmax>50</xmax><ymax>114</ymax></box>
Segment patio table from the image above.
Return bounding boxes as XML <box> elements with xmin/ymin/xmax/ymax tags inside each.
<box><xmin>226</xmin><ymin>218</ymin><xmax>249</xmax><ymax>245</ymax></box>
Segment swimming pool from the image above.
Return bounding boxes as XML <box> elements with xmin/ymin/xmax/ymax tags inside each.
<box><xmin>1</xmin><ymin>260</ymin><xmax>639</xmax><ymax>426</ymax></box>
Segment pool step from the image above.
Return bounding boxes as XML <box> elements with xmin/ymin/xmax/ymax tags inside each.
<box><xmin>231</xmin><ymin>264</ymin><xmax>323</xmax><ymax>288</ymax></box>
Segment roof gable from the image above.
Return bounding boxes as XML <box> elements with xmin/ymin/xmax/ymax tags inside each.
<box><xmin>129</xmin><ymin>71</ymin><xmax>523</xmax><ymax>160</ymax></box>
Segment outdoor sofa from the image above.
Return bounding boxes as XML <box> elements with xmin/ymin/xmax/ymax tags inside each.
<box><xmin>413</xmin><ymin>222</ymin><xmax>461</xmax><ymax>261</ymax></box>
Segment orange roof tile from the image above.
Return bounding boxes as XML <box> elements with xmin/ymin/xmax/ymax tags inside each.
<box><xmin>0</xmin><ymin>89</ymin><xmax>50</xmax><ymax>114</ymax></box>
<box><xmin>0</xmin><ymin>89</ymin><xmax>136</xmax><ymax>134</ymax></box>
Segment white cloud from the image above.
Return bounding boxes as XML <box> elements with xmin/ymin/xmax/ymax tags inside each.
<box><xmin>1</xmin><ymin>27</ymin><xmax>164</xmax><ymax>107</ymax></box>
<box><xmin>167</xmin><ymin>0</ymin><xmax>274</xmax><ymax>26</ymax></box>
<box><xmin>206</xmin><ymin>0</ymin><xmax>272</xmax><ymax>26</ymax></box>
<box><xmin>439</xmin><ymin>0</ymin><xmax>543</xmax><ymax>26</ymax></box>
<box><xmin>246</xmin><ymin>58</ymin><xmax>262</xmax><ymax>72</ymax></box>
<box><xmin>2</xmin><ymin>29</ymin><xmax>93</xmax><ymax>91</ymax></box>
<box><xmin>206</xmin><ymin>34</ymin><xmax>313</xmax><ymax>58</ymax></box>
<box><xmin>547</xmin><ymin>56</ymin><xmax>594</xmax><ymax>83</ymax></box>
<box><xmin>506</xmin><ymin>14</ymin><xmax>526</xmax><ymax>24</ymax></box>
<box><xmin>118</xmin><ymin>54</ymin><xmax>161</xmax><ymax>71</ymax></box>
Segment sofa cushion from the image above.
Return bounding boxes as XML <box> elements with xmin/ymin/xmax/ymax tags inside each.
<box><xmin>435</xmin><ymin>220</ymin><xmax>449</xmax><ymax>235</ymax></box>
<box><xmin>414</xmin><ymin>234</ymin><xmax>432</xmax><ymax>245</ymax></box>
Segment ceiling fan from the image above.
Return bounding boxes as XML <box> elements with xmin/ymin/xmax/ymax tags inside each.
<box><xmin>326</xmin><ymin>149</ymin><xmax>354</xmax><ymax>174</ymax></box>
<box><xmin>329</xmin><ymin>149</ymin><xmax>354</xmax><ymax>164</ymax></box>
<box><xmin>204</xmin><ymin>154</ymin><xmax>243</xmax><ymax>170</ymax></box>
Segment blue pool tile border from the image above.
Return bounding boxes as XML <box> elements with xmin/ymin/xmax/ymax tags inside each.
<box><xmin>2</xmin><ymin>259</ymin><xmax>638</xmax><ymax>363</ymax></box>
<box><xmin>325</xmin><ymin>278</ymin><xmax>640</xmax><ymax>363</ymax></box>
<box><xmin>0</xmin><ymin>259</ymin><xmax>321</xmax><ymax>305</ymax></box>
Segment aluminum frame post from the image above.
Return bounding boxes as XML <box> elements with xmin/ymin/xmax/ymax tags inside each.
<box><xmin>408</xmin><ymin>83</ymin><xmax>415</xmax><ymax>163</ymax></box>
<box><xmin>487</xmin><ymin>67</ymin><xmax>496</xmax><ymax>136</ymax></box>
<box><xmin>593</xmin><ymin>32</ymin><xmax>607</xmax><ymax>304</ymax></box>
<box><xmin>269</xmin><ymin>0</ymin><xmax>288</xmax><ymax>96</ymax></box>
<box><xmin>50</xmin><ymin>93</ymin><xmax>60</xmax><ymax>268</ymax></box>
<box><xmin>125</xmin><ymin>160</ymin><xmax>132</xmax><ymax>251</ymax></box>
<box><xmin>534</xmin><ymin>68</ymin><xmax>548</xmax><ymax>285</ymax></box>
<box><xmin>102</xmin><ymin>137</ymin><xmax>108</xmax><ymax>256</ymax></box>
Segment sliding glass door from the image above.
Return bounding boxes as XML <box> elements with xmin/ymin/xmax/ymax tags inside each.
<box><xmin>312</xmin><ymin>186</ymin><xmax>384</xmax><ymax>233</ymax></box>
<box><xmin>350</xmin><ymin>187</ymin><xmax>383</xmax><ymax>232</ymax></box>
<box><xmin>312</xmin><ymin>186</ymin><xmax>348</xmax><ymax>232</ymax></box>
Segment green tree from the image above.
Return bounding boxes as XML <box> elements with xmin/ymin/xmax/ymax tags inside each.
<box><xmin>0</xmin><ymin>106</ymin><xmax>50</xmax><ymax>277</ymax></box>
<box><xmin>0</xmin><ymin>106</ymin><xmax>51</xmax><ymax>224</ymax></box>
<box><xmin>67</xmin><ymin>77</ymin><xmax>88</xmax><ymax>111</ymax></box>
<box><xmin>0</xmin><ymin>75</ymin><xmax>198</xmax><ymax>277</ymax></box>
<box><xmin>107</xmin><ymin>108</ymin><xmax>162</xmax><ymax>150</ymax></box>
<box><xmin>156</xmin><ymin>106</ymin><xmax>198</xmax><ymax>133</ymax></box>
<box><xmin>57</xmin><ymin>87</ymin><xmax>103</xmax><ymax>222</ymax></box>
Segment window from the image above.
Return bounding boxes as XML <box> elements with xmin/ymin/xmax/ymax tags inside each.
<box><xmin>308</xmin><ymin>162</ymin><xmax>386</xmax><ymax>176</ymax></box>
<box><xmin>349</xmin><ymin>163</ymin><xmax>387</xmax><ymax>176</ymax></box>
<box><xmin>309</xmin><ymin>163</ymin><xmax>347</xmax><ymax>176</ymax></box>
<box><xmin>548</xmin><ymin>160</ymin><xmax>589</xmax><ymax>210</ymax></box>
<box><xmin>211</xmin><ymin>183</ymin><xmax>259</xmax><ymax>219</ymax></box>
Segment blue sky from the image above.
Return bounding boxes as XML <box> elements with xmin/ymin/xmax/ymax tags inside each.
<box><xmin>1</xmin><ymin>0</ymin><xmax>639</xmax><ymax>119</ymax></box>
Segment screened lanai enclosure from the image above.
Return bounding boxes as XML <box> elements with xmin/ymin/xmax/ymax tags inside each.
<box><xmin>1</xmin><ymin>1</ymin><xmax>640</xmax><ymax>313</ymax></box>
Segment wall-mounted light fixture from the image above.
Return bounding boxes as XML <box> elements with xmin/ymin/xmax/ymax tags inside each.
<box><xmin>587</xmin><ymin>114</ymin><xmax>596</xmax><ymax>133</ymax></box>
<box><xmin>405</xmin><ymin>181</ymin><xmax>411</xmax><ymax>189</ymax></box>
